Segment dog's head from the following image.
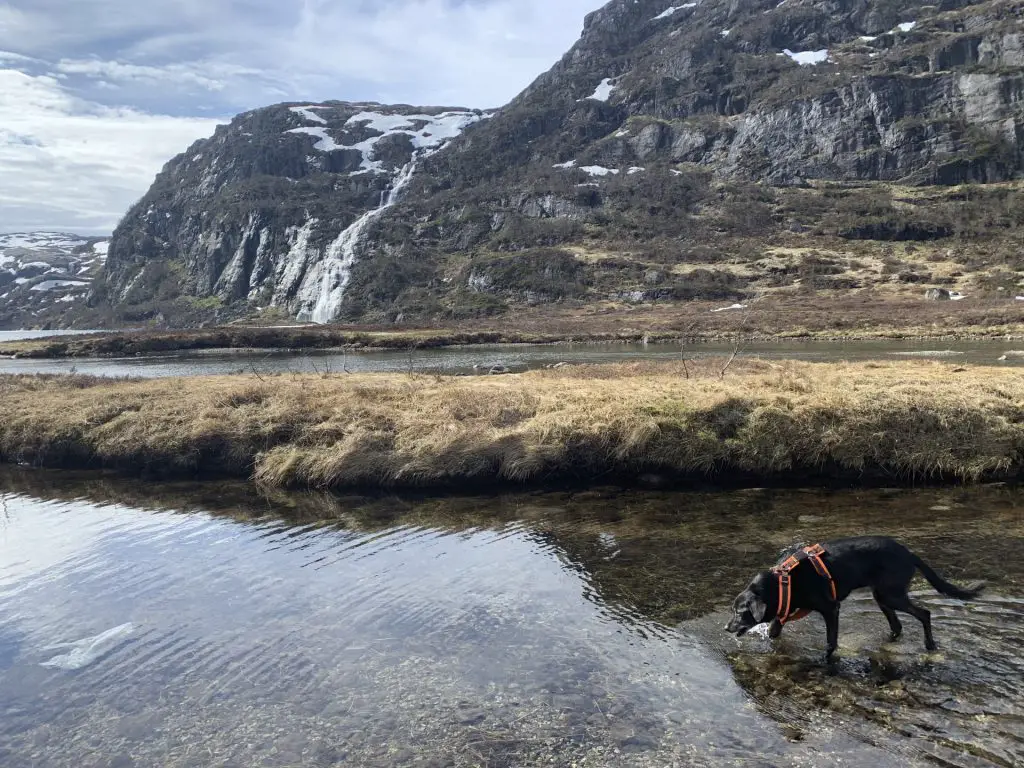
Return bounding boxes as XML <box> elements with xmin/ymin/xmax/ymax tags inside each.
<box><xmin>725</xmin><ymin>571</ymin><xmax>775</xmax><ymax>636</ymax></box>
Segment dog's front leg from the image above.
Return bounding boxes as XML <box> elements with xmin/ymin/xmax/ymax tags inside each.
<box><xmin>767</xmin><ymin>618</ymin><xmax>783</xmax><ymax>639</ymax></box>
<box><xmin>823</xmin><ymin>605</ymin><xmax>840</xmax><ymax>659</ymax></box>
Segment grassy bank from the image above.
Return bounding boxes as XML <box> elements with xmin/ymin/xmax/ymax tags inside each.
<box><xmin>0</xmin><ymin>359</ymin><xmax>1022</xmax><ymax>489</ymax></box>
<box><xmin>5</xmin><ymin>294</ymin><xmax>1024</xmax><ymax>358</ymax></box>
<box><xmin>0</xmin><ymin>326</ymin><xmax>579</xmax><ymax>359</ymax></box>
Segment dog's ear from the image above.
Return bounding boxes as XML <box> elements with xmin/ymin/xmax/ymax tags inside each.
<box><xmin>749</xmin><ymin>595</ymin><xmax>768</xmax><ymax>624</ymax></box>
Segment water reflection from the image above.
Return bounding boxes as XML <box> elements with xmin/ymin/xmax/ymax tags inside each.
<box><xmin>0</xmin><ymin>467</ymin><xmax>1021</xmax><ymax>766</ymax></box>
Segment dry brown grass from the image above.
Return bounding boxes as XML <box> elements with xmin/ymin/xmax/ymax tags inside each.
<box><xmin>1</xmin><ymin>359</ymin><xmax>1023</xmax><ymax>489</ymax></box>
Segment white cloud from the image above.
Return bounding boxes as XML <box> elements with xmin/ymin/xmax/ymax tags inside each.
<box><xmin>1</xmin><ymin>0</ymin><xmax>604</xmax><ymax>109</ymax></box>
<box><xmin>0</xmin><ymin>0</ymin><xmax>607</xmax><ymax>233</ymax></box>
<box><xmin>56</xmin><ymin>59</ymin><xmax>264</xmax><ymax>92</ymax></box>
<box><xmin>0</xmin><ymin>68</ymin><xmax>221</xmax><ymax>234</ymax></box>
<box><xmin>0</xmin><ymin>49</ymin><xmax>40</xmax><ymax>65</ymax></box>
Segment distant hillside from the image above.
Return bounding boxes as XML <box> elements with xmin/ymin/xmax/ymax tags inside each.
<box><xmin>0</xmin><ymin>232</ymin><xmax>108</xmax><ymax>329</ymax></box>
<box><xmin>93</xmin><ymin>0</ymin><xmax>1024</xmax><ymax>328</ymax></box>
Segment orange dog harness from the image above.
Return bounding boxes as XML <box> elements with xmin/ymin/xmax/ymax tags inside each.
<box><xmin>772</xmin><ymin>543</ymin><xmax>838</xmax><ymax>625</ymax></box>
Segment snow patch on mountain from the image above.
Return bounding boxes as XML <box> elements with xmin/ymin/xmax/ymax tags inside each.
<box><xmin>782</xmin><ymin>49</ymin><xmax>830</xmax><ymax>65</ymax></box>
<box><xmin>581</xmin><ymin>166</ymin><xmax>620</xmax><ymax>177</ymax></box>
<box><xmin>275</xmin><ymin>107</ymin><xmax>489</xmax><ymax>321</ymax></box>
<box><xmin>652</xmin><ymin>4</ymin><xmax>697</xmax><ymax>21</ymax></box>
<box><xmin>0</xmin><ymin>231</ymin><xmax>109</xmax><ymax>320</ymax></box>
<box><xmin>584</xmin><ymin>78</ymin><xmax>617</xmax><ymax>102</ymax></box>
<box><xmin>289</xmin><ymin>106</ymin><xmax>328</xmax><ymax>125</ymax></box>
<box><xmin>287</xmin><ymin>108</ymin><xmax>485</xmax><ymax>176</ymax></box>
<box><xmin>286</xmin><ymin>126</ymin><xmax>344</xmax><ymax>152</ymax></box>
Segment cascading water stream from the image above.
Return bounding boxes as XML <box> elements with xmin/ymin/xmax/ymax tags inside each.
<box><xmin>300</xmin><ymin>155</ymin><xmax>422</xmax><ymax>324</ymax></box>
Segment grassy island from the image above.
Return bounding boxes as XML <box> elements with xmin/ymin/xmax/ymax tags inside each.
<box><xmin>0</xmin><ymin>359</ymin><xmax>1021</xmax><ymax>490</ymax></box>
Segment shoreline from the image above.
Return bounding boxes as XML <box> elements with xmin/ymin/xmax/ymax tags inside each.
<box><xmin>4</xmin><ymin>294</ymin><xmax>1024</xmax><ymax>358</ymax></box>
<box><xmin>1</xmin><ymin>359</ymin><xmax>1022</xmax><ymax>491</ymax></box>
<box><xmin>4</xmin><ymin>324</ymin><xmax>1024</xmax><ymax>360</ymax></box>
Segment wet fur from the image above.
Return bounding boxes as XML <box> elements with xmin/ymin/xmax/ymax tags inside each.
<box><xmin>725</xmin><ymin>536</ymin><xmax>983</xmax><ymax>659</ymax></box>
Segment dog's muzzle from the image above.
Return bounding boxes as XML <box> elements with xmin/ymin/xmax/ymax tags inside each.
<box><xmin>725</xmin><ymin>620</ymin><xmax>749</xmax><ymax>636</ymax></box>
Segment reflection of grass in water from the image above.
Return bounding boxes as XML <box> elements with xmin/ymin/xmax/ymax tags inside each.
<box><xmin>3</xmin><ymin>465</ymin><xmax>1021</xmax><ymax>625</ymax></box>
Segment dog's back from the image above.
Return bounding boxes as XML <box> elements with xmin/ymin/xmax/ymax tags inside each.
<box><xmin>818</xmin><ymin>536</ymin><xmax>982</xmax><ymax>600</ymax></box>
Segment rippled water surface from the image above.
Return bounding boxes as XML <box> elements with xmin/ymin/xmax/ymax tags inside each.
<box><xmin>3</xmin><ymin>338</ymin><xmax>1024</xmax><ymax>378</ymax></box>
<box><xmin>1</xmin><ymin>469</ymin><xmax>1022</xmax><ymax>766</ymax></box>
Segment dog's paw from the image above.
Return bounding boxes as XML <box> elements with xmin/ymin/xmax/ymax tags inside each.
<box><xmin>925</xmin><ymin>639</ymin><xmax>938</xmax><ymax>652</ymax></box>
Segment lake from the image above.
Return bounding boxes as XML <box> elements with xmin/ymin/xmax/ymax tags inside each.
<box><xmin>1</xmin><ymin>337</ymin><xmax>1024</xmax><ymax>378</ymax></box>
<box><xmin>1</xmin><ymin>467</ymin><xmax>1021</xmax><ymax>766</ymax></box>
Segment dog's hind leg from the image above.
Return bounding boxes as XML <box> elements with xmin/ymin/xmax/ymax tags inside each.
<box><xmin>879</xmin><ymin>590</ymin><xmax>936</xmax><ymax>651</ymax></box>
<box><xmin>873</xmin><ymin>588</ymin><xmax>903</xmax><ymax>641</ymax></box>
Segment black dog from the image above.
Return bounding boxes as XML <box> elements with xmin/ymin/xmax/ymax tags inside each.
<box><xmin>725</xmin><ymin>536</ymin><xmax>983</xmax><ymax>658</ymax></box>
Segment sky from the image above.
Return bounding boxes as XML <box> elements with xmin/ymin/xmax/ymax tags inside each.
<box><xmin>0</xmin><ymin>0</ymin><xmax>605</xmax><ymax>235</ymax></box>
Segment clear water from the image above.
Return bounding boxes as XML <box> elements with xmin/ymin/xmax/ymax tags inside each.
<box><xmin>0</xmin><ymin>330</ymin><xmax>106</xmax><ymax>343</ymax></box>
<box><xmin>0</xmin><ymin>469</ymin><xmax>1022</xmax><ymax>766</ymax></box>
<box><xmin>2</xmin><ymin>338</ymin><xmax>1024</xmax><ymax>378</ymax></box>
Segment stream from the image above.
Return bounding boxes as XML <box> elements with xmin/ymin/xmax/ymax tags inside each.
<box><xmin>0</xmin><ymin>467</ymin><xmax>1021</xmax><ymax>766</ymax></box>
<box><xmin>2</xmin><ymin>337</ymin><xmax>1024</xmax><ymax>378</ymax></box>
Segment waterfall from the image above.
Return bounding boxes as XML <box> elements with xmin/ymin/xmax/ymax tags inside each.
<box><xmin>298</xmin><ymin>156</ymin><xmax>422</xmax><ymax>324</ymax></box>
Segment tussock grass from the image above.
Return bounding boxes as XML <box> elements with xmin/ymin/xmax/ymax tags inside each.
<box><xmin>1</xmin><ymin>359</ymin><xmax>1022</xmax><ymax>489</ymax></box>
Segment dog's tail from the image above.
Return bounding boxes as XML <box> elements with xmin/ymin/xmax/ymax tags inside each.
<box><xmin>913</xmin><ymin>556</ymin><xmax>984</xmax><ymax>600</ymax></box>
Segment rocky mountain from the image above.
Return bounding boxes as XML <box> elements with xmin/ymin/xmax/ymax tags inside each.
<box><xmin>93</xmin><ymin>103</ymin><xmax>487</xmax><ymax>325</ymax></box>
<box><xmin>0</xmin><ymin>233</ymin><xmax>108</xmax><ymax>328</ymax></box>
<box><xmin>94</xmin><ymin>0</ymin><xmax>1024</xmax><ymax>327</ymax></box>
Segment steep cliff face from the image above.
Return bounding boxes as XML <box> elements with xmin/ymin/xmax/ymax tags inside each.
<box><xmin>97</xmin><ymin>0</ymin><xmax>1024</xmax><ymax>326</ymax></box>
<box><xmin>98</xmin><ymin>103</ymin><xmax>486</xmax><ymax>323</ymax></box>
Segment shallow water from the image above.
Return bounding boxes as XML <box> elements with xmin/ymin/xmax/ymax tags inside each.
<box><xmin>0</xmin><ymin>329</ymin><xmax>106</xmax><ymax>343</ymax></box>
<box><xmin>0</xmin><ymin>469</ymin><xmax>1022</xmax><ymax>766</ymax></box>
<box><xmin>2</xmin><ymin>338</ymin><xmax>1024</xmax><ymax>378</ymax></box>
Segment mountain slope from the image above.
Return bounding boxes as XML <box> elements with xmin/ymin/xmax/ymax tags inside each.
<box><xmin>0</xmin><ymin>233</ymin><xmax>108</xmax><ymax>329</ymax></box>
<box><xmin>95</xmin><ymin>0</ymin><xmax>1024</xmax><ymax>327</ymax></box>
<box><xmin>95</xmin><ymin>103</ymin><xmax>486</xmax><ymax>325</ymax></box>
